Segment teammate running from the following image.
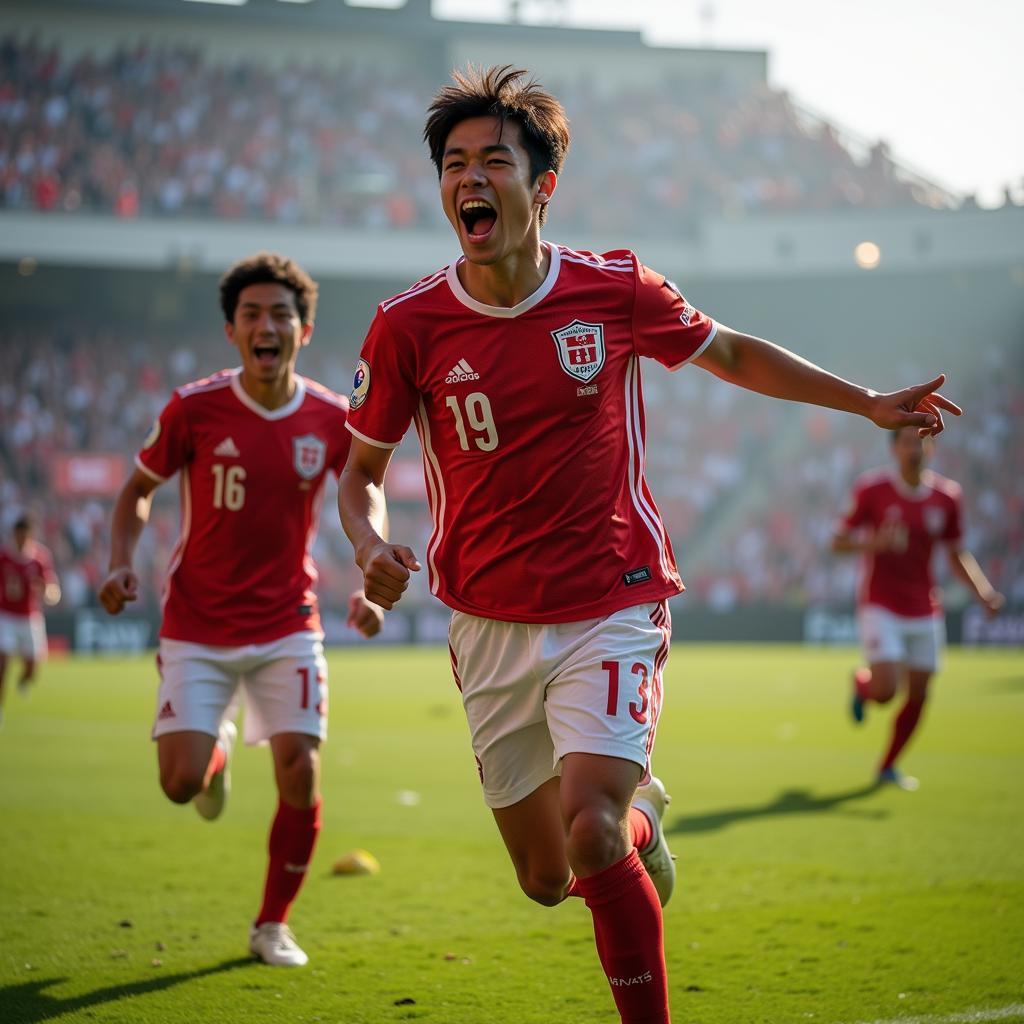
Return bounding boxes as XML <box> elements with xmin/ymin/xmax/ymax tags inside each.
<box><xmin>338</xmin><ymin>67</ymin><xmax>960</xmax><ymax>1023</ymax></box>
<box><xmin>833</xmin><ymin>426</ymin><xmax>1003</xmax><ymax>790</ymax></box>
<box><xmin>100</xmin><ymin>252</ymin><xmax>382</xmax><ymax>967</ymax></box>
<box><xmin>0</xmin><ymin>513</ymin><xmax>61</xmax><ymax>723</ymax></box>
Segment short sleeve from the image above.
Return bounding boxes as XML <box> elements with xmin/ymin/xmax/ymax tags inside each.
<box><xmin>633</xmin><ymin>261</ymin><xmax>717</xmax><ymax>370</ymax></box>
<box><xmin>838</xmin><ymin>484</ymin><xmax>871</xmax><ymax>533</ymax></box>
<box><xmin>943</xmin><ymin>489</ymin><xmax>964</xmax><ymax>545</ymax></box>
<box><xmin>136</xmin><ymin>391</ymin><xmax>191</xmax><ymax>482</ymax></box>
<box><xmin>346</xmin><ymin>307</ymin><xmax>419</xmax><ymax>449</ymax></box>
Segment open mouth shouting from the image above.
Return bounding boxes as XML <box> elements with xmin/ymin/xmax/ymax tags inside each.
<box><xmin>252</xmin><ymin>341</ymin><xmax>282</xmax><ymax>369</ymax></box>
<box><xmin>459</xmin><ymin>198</ymin><xmax>497</xmax><ymax>244</ymax></box>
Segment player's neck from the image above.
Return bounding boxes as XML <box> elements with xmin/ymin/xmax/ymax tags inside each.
<box><xmin>238</xmin><ymin>370</ymin><xmax>297</xmax><ymax>411</ymax></box>
<box><xmin>458</xmin><ymin>241</ymin><xmax>550</xmax><ymax>308</ymax></box>
<box><xmin>899</xmin><ymin>466</ymin><xmax>923</xmax><ymax>488</ymax></box>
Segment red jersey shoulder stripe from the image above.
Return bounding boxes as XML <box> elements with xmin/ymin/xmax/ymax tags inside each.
<box><xmin>556</xmin><ymin>245</ymin><xmax>635</xmax><ymax>272</ymax></box>
<box><xmin>381</xmin><ymin>268</ymin><xmax>449</xmax><ymax>313</ymax></box>
<box><xmin>177</xmin><ymin>369</ymin><xmax>234</xmax><ymax>399</ymax></box>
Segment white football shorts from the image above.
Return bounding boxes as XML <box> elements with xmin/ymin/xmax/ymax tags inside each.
<box><xmin>448</xmin><ymin>601</ymin><xmax>671</xmax><ymax>809</ymax></box>
<box><xmin>0</xmin><ymin>611</ymin><xmax>48</xmax><ymax>661</ymax></box>
<box><xmin>858</xmin><ymin>604</ymin><xmax>945</xmax><ymax>672</ymax></box>
<box><xmin>152</xmin><ymin>630</ymin><xmax>328</xmax><ymax>745</ymax></box>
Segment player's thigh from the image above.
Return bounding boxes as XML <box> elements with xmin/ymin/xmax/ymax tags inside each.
<box><xmin>859</xmin><ymin>605</ymin><xmax>905</xmax><ymax>672</ymax></box>
<box><xmin>904</xmin><ymin>615</ymin><xmax>944</xmax><ymax>676</ymax></box>
<box><xmin>157</xmin><ymin>729</ymin><xmax>219</xmax><ymax>786</ymax></box>
<box><xmin>491</xmin><ymin>776</ymin><xmax>571</xmax><ymax>902</ymax></box>
<box><xmin>241</xmin><ymin>637</ymin><xmax>328</xmax><ymax>746</ymax></box>
<box><xmin>152</xmin><ymin>639</ymin><xmax>240</xmax><ymax>741</ymax></box>
<box><xmin>449</xmin><ymin>612</ymin><xmax>557</xmax><ymax>810</ymax></box>
<box><xmin>545</xmin><ymin>601</ymin><xmax>671</xmax><ymax>782</ymax></box>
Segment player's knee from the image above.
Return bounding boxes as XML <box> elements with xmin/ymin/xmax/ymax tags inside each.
<box><xmin>160</xmin><ymin>767</ymin><xmax>204</xmax><ymax>804</ymax></box>
<box><xmin>277</xmin><ymin>753</ymin><xmax>318</xmax><ymax>807</ymax></box>
<box><xmin>565</xmin><ymin>804</ymin><xmax>626</xmax><ymax>875</ymax></box>
<box><xmin>517</xmin><ymin>866</ymin><xmax>571</xmax><ymax>907</ymax></box>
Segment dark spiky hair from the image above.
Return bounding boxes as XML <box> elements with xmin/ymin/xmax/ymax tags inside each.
<box><xmin>423</xmin><ymin>65</ymin><xmax>570</xmax><ymax>225</ymax></box>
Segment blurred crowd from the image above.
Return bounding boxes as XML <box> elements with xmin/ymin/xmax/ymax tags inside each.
<box><xmin>1</xmin><ymin>35</ymin><xmax>942</xmax><ymax>233</ymax></box>
<box><xmin>2</xmin><ymin>325</ymin><xmax>1019</xmax><ymax>621</ymax></box>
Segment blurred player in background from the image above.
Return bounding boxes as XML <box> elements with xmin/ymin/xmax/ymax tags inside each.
<box><xmin>339</xmin><ymin>66</ymin><xmax>960</xmax><ymax>1024</ymax></box>
<box><xmin>0</xmin><ymin>513</ymin><xmax>61</xmax><ymax>724</ymax></box>
<box><xmin>832</xmin><ymin>426</ymin><xmax>1003</xmax><ymax>790</ymax></box>
<box><xmin>99</xmin><ymin>252</ymin><xmax>382</xmax><ymax>967</ymax></box>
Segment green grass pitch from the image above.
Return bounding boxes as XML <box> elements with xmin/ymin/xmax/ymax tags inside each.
<box><xmin>1</xmin><ymin>644</ymin><xmax>1022</xmax><ymax>1024</ymax></box>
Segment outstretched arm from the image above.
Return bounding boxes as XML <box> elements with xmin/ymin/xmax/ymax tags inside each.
<box><xmin>338</xmin><ymin>438</ymin><xmax>421</xmax><ymax>610</ymax></box>
<box><xmin>99</xmin><ymin>467</ymin><xmax>161</xmax><ymax>614</ymax></box>
<box><xmin>694</xmin><ymin>325</ymin><xmax>962</xmax><ymax>436</ymax></box>
<box><xmin>947</xmin><ymin>548</ymin><xmax>1004</xmax><ymax>616</ymax></box>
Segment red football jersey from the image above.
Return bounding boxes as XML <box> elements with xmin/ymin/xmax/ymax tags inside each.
<box><xmin>347</xmin><ymin>244</ymin><xmax>716</xmax><ymax>623</ymax></box>
<box><xmin>0</xmin><ymin>542</ymin><xmax>57</xmax><ymax>616</ymax></box>
<box><xmin>839</xmin><ymin>468</ymin><xmax>963</xmax><ymax>616</ymax></box>
<box><xmin>137</xmin><ymin>369</ymin><xmax>350</xmax><ymax>645</ymax></box>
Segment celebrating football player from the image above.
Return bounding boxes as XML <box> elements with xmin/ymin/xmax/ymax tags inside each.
<box><xmin>100</xmin><ymin>252</ymin><xmax>383</xmax><ymax>967</ymax></box>
<box><xmin>339</xmin><ymin>67</ymin><xmax>960</xmax><ymax>1023</ymax></box>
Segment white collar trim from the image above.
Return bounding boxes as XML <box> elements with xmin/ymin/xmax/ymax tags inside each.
<box><xmin>889</xmin><ymin>468</ymin><xmax>933</xmax><ymax>500</ymax></box>
<box><xmin>230</xmin><ymin>368</ymin><xmax>306</xmax><ymax>420</ymax></box>
<box><xmin>446</xmin><ymin>242</ymin><xmax>561</xmax><ymax>318</ymax></box>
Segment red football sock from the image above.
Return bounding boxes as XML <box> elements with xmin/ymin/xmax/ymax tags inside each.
<box><xmin>629</xmin><ymin>805</ymin><xmax>655</xmax><ymax>853</ymax></box>
<box><xmin>255</xmin><ymin>799</ymin><xmax>322</xmax><ymax>926</ymax></box>
<box><xmin>880</xmin><ymin>696</ymin><xmax>926</xmax><ymax>771</ymax></box>
<box><xmin>574</xmin><ymin>850</ymin><xmax>670</xmax><ymax>1024</ymax></box>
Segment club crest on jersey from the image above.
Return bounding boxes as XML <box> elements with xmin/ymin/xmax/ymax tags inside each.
<box><xmin>923</xmin><ymin>506</ymin><xmax>946</xmax><ymax>535</ymax></box>
<box><xmin>293</xmin><ymin>434</ymin><xmax>326</xmax><ymax>480</ymax></box>
<box><xmin>350</xmin><ymin>358</ymin><xmax>370</xmax><ymax>410</ymax></box>
<box><xmin>551</xmin><ymin>320</ymin><xmax>606</xmax><ymax>383</ymax></box>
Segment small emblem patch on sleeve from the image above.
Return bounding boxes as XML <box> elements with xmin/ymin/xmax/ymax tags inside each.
<box><xmin>350</xmin><ymin>358</ymin><xmax>370</xmax><ymax>410</ymax></box>
<box><xmin>623</xmin><ymin>566</ymin><xmax>652</xmax><ymax>586</ymax></box>
<box><xmin>142</xmin><ymin>419</ymin><xmax>161</xmax><ymax>449</ymax></box>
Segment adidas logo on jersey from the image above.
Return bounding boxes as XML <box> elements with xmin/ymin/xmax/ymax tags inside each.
<box><xmin>214</xmin><ymin>437</ymin><xmax>241</xmax><ymax>457</ymax></box>
<box><xmin>444</xmin><ymin>359</ymin><xmax>481</xmax><ymax>384</ymax></box>
<box><xmin>158</xmin><ymin>700</ymin><xmax>176</xmax><ymax>720</ymax></box>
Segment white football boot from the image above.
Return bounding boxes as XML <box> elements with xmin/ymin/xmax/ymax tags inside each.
<box><xmin>249</xmin><ymin>922</ymin><xmax>309</xmax><ymax>967</ymax></box>
<box><xmin>193</xmin><ymin>719</ymin><xmax>237</xmax><ymax>821</ymax></box>
<box><xmin>632</xmin><ymin>775</ymin><xmax>677</xmax><ymax>907</ymax></box>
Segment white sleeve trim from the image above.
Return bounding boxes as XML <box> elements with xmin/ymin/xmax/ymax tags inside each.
<box><xmin>668</xmin><ymin>319</ymin><xmax>718</xmax><ymax>372</ymax></box>
<box><xmin>134</xmin><ymin>455</ymin><xmax>168</xmax><ymax>483</ymax></box>
<box><xmin>346</xmin><ymin>422</ymin><xmax>401</xmax><ymax>450</ymax></box>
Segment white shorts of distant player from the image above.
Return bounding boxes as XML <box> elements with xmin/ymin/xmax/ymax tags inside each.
<box><xmin>858</xmin><ymin>604</ymin><xmax>945</xmax><ymax>673</ymax></box>
<box><xmin>448</xmin><ymin>602</ymin><xmax>671</xmax><ymax>809</ymax></box>
<box><xmin>152</xmin><ymin>630</ymin><xmax>328</xmax><ymax>745</ymax></box>
<box><xmin>0</xmin><ymin>611</ymin><xmax>48</xmax><ymax>661</ymax></box>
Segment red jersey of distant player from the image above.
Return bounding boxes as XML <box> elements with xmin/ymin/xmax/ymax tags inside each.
<box><xmin>346</xmin><ymin>244</ymin><xmax>717</xmax><ymax>623</ymax></box>
<box><xmin>839</xmin><ymin>468</ymin><xmax>963</xmax><ymax>617</ymax></box>
<box><xmin>137</xmin><ymin>369</ymin><xmax>350</xmax><ymax>645</ymax></box>
<box><xmin>0</xmin><ymin>542</ymin><xmax>57</xmax><ymax>617</ymax></box>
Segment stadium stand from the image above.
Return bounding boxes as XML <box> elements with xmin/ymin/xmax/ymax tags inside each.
<box><xmin>1</xmin><ymin>34</ymin><xmax>942</xmax><ymax>235</ymax></box>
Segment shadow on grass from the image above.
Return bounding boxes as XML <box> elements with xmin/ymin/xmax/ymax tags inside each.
<box><xmin>667</xmin><ymin>783</ymin><xmax>885</xmax><ymax>835</ymax></box>
<box><xmin>0</xmin><ymin>957</ymin><xmax>255</xmax><ymax>1024</ymax></box>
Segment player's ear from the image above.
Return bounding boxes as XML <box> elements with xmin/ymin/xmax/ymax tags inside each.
<box><xmin>534</xmin><ymin>170</ymin><xmax>557</xmax><ymax>207</ymax></box>
<box><xmin>299</xmin><ymin>322</ymin><xmax>314</xmax><ymax>348</ymax></box>
<box><xmin>224</xmin><ymin>321</ymin><xmax>236</xmax><ymax>345</ymax></box>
